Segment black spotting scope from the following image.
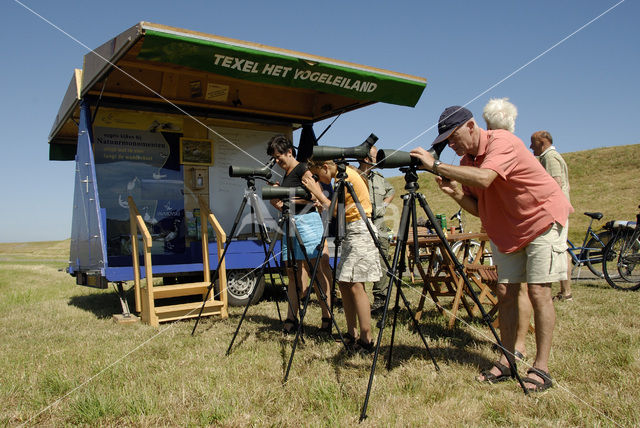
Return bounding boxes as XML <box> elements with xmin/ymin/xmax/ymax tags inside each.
<box><xmin>311</xmin><ymin>133</ymin><xmax>378</xmax><ymax>161</ymax></box>
<box><xmin>376</xmin><ymin>142</ymin><xmax>445</xmax><ymax>169</ymax></box>
<box><xmin>228</xmin><ymin>158</ymin><xmax>275</xmax><ymax>179</ymax></box>
<box><xmin>261</xmin><ymin>186</ymin><xmax>310</xmax><ymax>200</ymax></box>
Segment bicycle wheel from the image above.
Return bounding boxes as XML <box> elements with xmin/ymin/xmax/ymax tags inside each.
<box><xmin>583</xmin><ymin>230</ymin><xmax>612</xmax><ymax>278</ymax></box>
<box><xmin>452</xmin><ymin>240</ymin><xmax>493</xmax><ymax>266</ymax></box>
<box><xmin>602</xmin><ymin>229</ymin><xmax>640</xmax><ymax>291</ymax></box>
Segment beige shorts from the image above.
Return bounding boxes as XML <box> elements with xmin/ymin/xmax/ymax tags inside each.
<box><xmin>336</xmin><ymin>219</ymin><xmax>382</xmax><ymax>283</ymax></box>
<box><xmin>491</xmin><ymin>222</ymin><xmax>568</xmax><ymax>284</ymax></box>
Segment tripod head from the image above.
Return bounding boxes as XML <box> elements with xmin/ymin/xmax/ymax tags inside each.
<box><xmin>334</xmin><ymin>159</ymin><xmax>350</xmax><ymax>179</ymax></box>
<box><xmin>400</xmin><ymin>166</ymin><xmax>420</xmax><ymax>192</ymax></box>
<box><xmin>231</xmin><ymin>174</ymin><xmax>276</xmax><ymax>190</ymax></box>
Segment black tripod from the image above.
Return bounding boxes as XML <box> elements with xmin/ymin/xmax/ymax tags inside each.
<box><xmin>227</xmin><ymin>193</ymin><xmax>347</xmax><ymax>354</ymax></box>
<box><xmin>359</xmin><ymin>166</ymin><xmax>528</xmax><ymax>421</ymax></box>
<box><xmin>283</xmin><ymin>161</ymin><xmax>438</xmax><ymax>383</ymax></box>
<box><xmin>191</xmin><ymin>176</ymin><xmax>287</xmax><ymax>336</ymax></box>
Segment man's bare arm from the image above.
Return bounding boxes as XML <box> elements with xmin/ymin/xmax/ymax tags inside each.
<box><xmin>436</xmin><ymin>177</ymin><xmax>479</xmax><ymax>217</ymax></box>
<box><xmin>410</xmin><ymin>146</ymin><xmax>498</xmax><ymax>188</ymax></box>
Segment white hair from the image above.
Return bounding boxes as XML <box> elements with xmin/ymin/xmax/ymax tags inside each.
<box><xmin>482</xmin><ymin>97</ymin><xmax>518</xmax><ymax>132</ymax></box>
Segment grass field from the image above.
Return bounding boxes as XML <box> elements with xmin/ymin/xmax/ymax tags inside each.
<box><xmin>1</xmin><ymin>144</ymin><xmax>639</xmax><ymax>426</ymax></box>
<box><xmin>1</xmin><ymin>241</ymin><xmax>640</xmax><ymax>426</ymax></box>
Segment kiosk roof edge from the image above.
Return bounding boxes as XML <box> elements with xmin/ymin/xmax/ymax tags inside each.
<box><xmin>48</xmin><ymin>21</ymin><xmax>428</xmax><ymax>157</ymax></box>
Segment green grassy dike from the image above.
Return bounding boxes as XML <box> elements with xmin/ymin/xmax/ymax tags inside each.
<box><xmin>0</xmin><ymin>144</ymin><xmax>639</xmax><ymax>426</ymax></box>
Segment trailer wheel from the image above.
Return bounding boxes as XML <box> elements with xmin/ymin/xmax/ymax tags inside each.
<box><xmin>226</xmin><ymin>269</ymin><xmax>266</xmax><ymax>307</ymax></box>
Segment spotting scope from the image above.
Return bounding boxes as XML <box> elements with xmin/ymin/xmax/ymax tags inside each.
<box><xmin>228</xmin><ymin>158</ymin><xmax>275</xmax><ymax>179</ymax></box>
<box><xmin>375</xmin><ymin>142</ymin><xmax>446</xmax><ymax>169</ymax></box>
<box><xmin>261</xmin><ymin>186</ymin><xmax>310</xmax><ymax>200</ymax></box>
<box><xmin>311</xmin><ymin>133</ymin><xmax>378</xmax><ymax>161</ymax></box>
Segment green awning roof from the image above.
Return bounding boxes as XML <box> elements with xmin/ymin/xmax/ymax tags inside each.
<box><xmin>137</xmin><ymin>29</ymin><xmax>426</xmax><ymax>108</ymax></box>
<box><xmin>49</xmin><ymin>22</ymin><xmax>428</xmax><ymax>161</ymax></box>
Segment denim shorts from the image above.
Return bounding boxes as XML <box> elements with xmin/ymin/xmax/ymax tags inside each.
<box><xmin>281</xmin><ymin>212</ymin><xmax>323</xmax><ymax>261</ymax></box>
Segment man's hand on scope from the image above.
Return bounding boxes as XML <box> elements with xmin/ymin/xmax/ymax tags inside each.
<box><xmin>409</xmin><ymin>147</ymin><xmax>436</xmax><ymax>171</ymax></box>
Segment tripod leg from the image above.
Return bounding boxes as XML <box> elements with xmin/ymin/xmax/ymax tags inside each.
<box><xmin>360</xmin><ymin>193</ymin><xmax>412</xmax><ymax>422</ymax></box>
<box><xmin>249</xmin><ymin>192</ymin><xmax>286</xmax><ymax>322</ymax></box>
<box><xmin>414</xmin><ymin>192</ymin><xmax>528</xmax><ymax>394</ymax></box>
<box><xmin>284</xmin><ymin>259</ymin><xmax>321</xmax><ymax>381</ymax></box>
<box><xmin>344</xmin><ymin>179</ymin><xmax>431</xmax><ymax>364</ymax></box>
<box><xmin>330</xmin><ymin>184</ymin><xmax>346</xmax><ymax>317</ymax></box>
<box><xmin>226</xmin><ymin>212</ymin><xmax>298</xmax><ymax>354</ymax></box>
<box><xmin>293</xmin><ymin>192</ymin><xmax>347</xmax><ymax>344</ymax></box>
<box><xmin>293</xmin><ymin>229</ymin><xmax>337</xmax><ymax>329</ymax></box>
<box><xmin>192</xmin><ymin>192</ymin><xmax>251</xmax><ymax>335</ymax></box>
<box><xmin>284</xmin><ymin>219</ymin><xmax>304</xmax><ymax>336</ymax></box>
<box><xmin>394</xmin><ymin>284</ymin><xmax>439</xmax><ymax>369</ymax></box>
<box><xmin>387</xmin><ymin>198</ymin><xmax>439</xmax><ymax>371</ymax></box>
<box><xmin>384</xmin><ymin>196</ymin><xmax>414</xmax><ymax>370</ymax></box>
<box><xmin>360</xmin><ymin>192</ymin><xmax>441</xmax><ymax>421</ymax></box>
<box><xmin>386</xmin><ymin>276</ymin><xmax>402</xmax><ymax>370</ymax></box>
<box><xmin>284</xmin><ymin>190</ymin><xmax>349</xmax><ymax>383</ymax></box>
<box><xmin>330</xmin><ymin>236</ymin><xmax>341</xmax><ymax>317</ymax></box>
<box><xmin>227</xmin><ymin>222</ymin><xmax>285</xmax><ymax>355</ymax></box>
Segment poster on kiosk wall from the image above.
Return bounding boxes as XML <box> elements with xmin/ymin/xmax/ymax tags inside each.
<box><xmin>92</xmin><ymin>108</ymin><xmax>186</xmax><ymax>257</ymax></box>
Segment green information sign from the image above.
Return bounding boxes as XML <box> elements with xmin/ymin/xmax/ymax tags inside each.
<box><xmin>137</xmin><ymin>30</ymin><xmax>426</xmax><ymax>107</ymax></box>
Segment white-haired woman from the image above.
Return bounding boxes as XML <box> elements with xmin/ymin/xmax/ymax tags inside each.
<box><xmin>481</xmin><ymin>97</ymin><xmax>531</xmax><ymax>365</ymax></box>
<box><xmin>482</xmin><ymin>97</ymin><xmax>518</xmax><ymax>132</ymax></box>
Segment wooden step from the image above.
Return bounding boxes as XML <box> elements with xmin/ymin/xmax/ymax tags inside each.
<box><xmin>152</xmin><ymin>281</ymin><xmax>211</xmax><ymax>299</ymax></box>
<box><xmin>155</xmin><ymin>300</ymin><xmax>225</xmax><ymax>323</ymax></box>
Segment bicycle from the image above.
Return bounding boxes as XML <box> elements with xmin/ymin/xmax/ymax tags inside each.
<box><xmin>449</xmin><ymin>209</ymin><xmax>493</xmax><ymax>266</ymax></box>
<box><xmin>602</xmin><ymin>205</ymin><xmax>640</xmax><ymax>291</ymax></box>
<box><xmin>566</xmin><ymin>212</ymin><xmax>613</xmax><ymax>278</ymax></box>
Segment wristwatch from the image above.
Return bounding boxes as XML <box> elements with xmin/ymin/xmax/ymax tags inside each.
<box><xmin>432</xmin><ymin>160</ymin><xmax>442</xmax><ymax>176</ymax></box>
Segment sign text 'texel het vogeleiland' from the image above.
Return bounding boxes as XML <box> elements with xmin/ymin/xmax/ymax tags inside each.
<box><xmin>212</xmin><ymin>53</ymin><xmax>378</xmax><ymax>93</ymax></box>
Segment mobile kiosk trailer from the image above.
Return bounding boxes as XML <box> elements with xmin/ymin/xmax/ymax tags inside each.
<box><xmin>48</xmin><ymin>22</ymin><xmax>426</xmax><ymax>325</ymax></box>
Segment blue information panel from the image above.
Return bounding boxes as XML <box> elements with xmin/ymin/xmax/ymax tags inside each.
<box><xmin>93</xmin><ymin>126</ymin><xmax>186</xmax><ymax>257</ymax></box>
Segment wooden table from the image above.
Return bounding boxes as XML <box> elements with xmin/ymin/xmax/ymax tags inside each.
<box><xmin>404</xmin><ymin>231</ymin><xmax>498</xmax><ymax>328</ymax></box>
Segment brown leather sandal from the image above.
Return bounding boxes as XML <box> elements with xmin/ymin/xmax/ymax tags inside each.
<box><xmin>523</xmin><ymin>367</ymin><xmax>553</xmax><ymax>392</ymax></box>
<box><xmin>477</xmin><ymin>361</ymin><xmax>513</xmax><ymax>384</ymax></box>
<box><xmin>553</xmin><ymin>292</ymin><xmax>573</xmax><ymax>302</ymax></box>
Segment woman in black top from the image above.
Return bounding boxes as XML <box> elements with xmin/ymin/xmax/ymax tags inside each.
<box><xmin>267</xmin><ymin>135</ymin><xmax>332</xmax><ymax>334</ymax></box>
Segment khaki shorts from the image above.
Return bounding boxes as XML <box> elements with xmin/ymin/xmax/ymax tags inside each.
<box><xmin>336</xmin><ymin>219</ymin><xmax>382</xmax><ymax>283</ymax></box>
<box><xmin>491</xmin><ymin>222</ymin><xmax>568</xmax><ymax>284</ymax></box>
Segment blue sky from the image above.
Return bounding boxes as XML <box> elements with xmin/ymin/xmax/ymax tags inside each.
<box><xmin>1</xmin><ymin>0</ymin><xmax>637</xmax><ymax>243</ymax></box>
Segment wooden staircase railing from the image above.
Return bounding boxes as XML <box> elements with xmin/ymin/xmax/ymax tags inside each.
<box><xmin>128</xmin><ymin>196</ymin><xmax>228</xmax><ymax>326</ymax></box>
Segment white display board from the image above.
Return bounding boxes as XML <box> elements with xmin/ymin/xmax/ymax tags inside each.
<box><xmin>208</xmin><ymin>126</ymin><xmax>288</xmax><ymax>235</ymax></box>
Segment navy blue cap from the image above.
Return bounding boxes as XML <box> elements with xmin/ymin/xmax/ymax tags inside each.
<box><xmin>432</xmin><ymin>106</ymin><xmax>473</xmax><ymax>146</ymax></box>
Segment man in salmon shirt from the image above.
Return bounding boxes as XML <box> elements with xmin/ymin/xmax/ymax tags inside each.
<box><xmin>410</xmin><ymin>106</ymin><xmax>573</xmax><ymax>392</ymax></box>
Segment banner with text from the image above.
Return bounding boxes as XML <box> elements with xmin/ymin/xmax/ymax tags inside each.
<box><xmin>137</xmin><ymin>30</ymin><xmax>426</xmax><ymax>107</ymax></box>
